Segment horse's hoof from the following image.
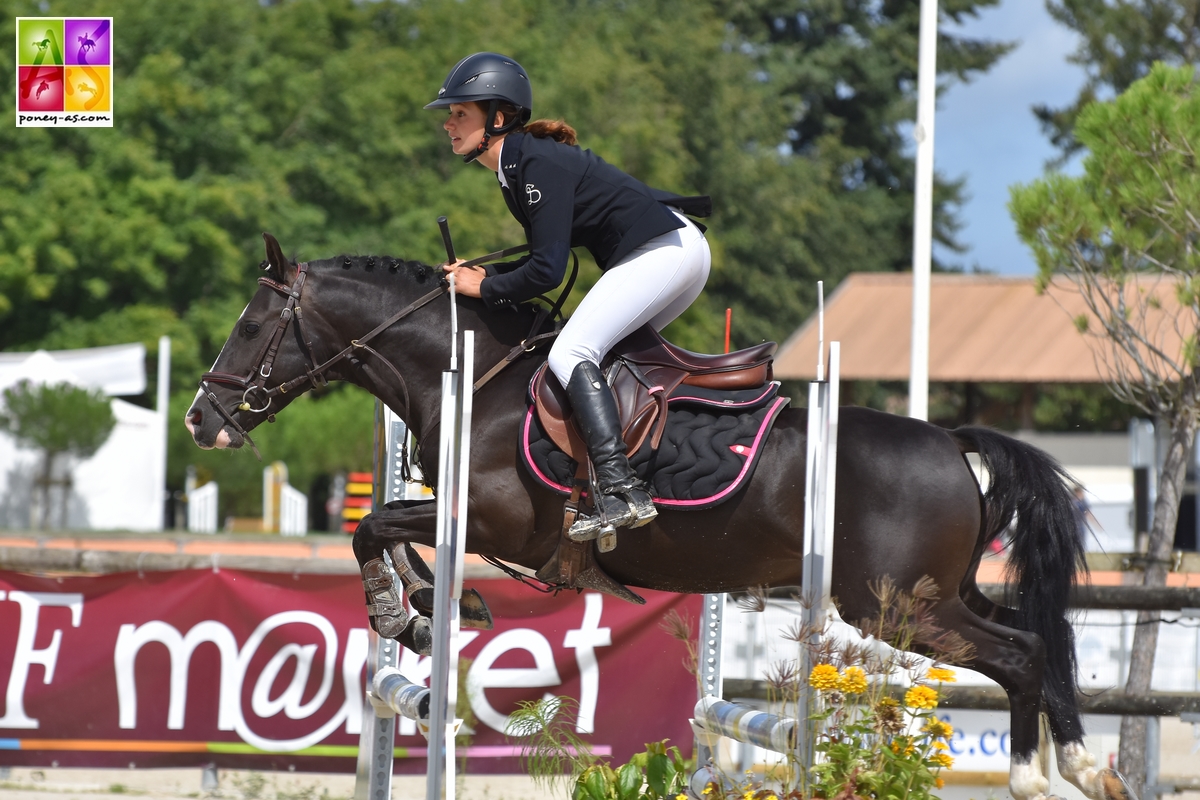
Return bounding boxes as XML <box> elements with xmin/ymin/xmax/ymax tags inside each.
<box><xmin>459</xmin><ymin>588</ymin><xmax>494</xmax><ymax>630</ymax></box>
<box><xmin>1097</xmin><ymin>769</ymin><xmax>1138</xmax><ymax>800</ymax></box>
<box><xmin>393</xmin><ymin>615</ymin><xmax>433</xmax><ymax>656</ymax></box>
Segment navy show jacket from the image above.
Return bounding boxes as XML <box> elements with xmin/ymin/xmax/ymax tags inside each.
<box><xmin>479</xmin><ymin>131</ymin><xmax>710</xmax><ymax>310</ymax></box>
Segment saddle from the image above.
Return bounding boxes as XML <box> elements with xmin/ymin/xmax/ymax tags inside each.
<box><xmin>528</xmin><ymin>326</ymin><xmax>778</xmax><ymax>606</ymax></box>
<box><xmin>531</xmin><ymin>325</ymin><xmax>777</xmax><ymax>465</ymax></box>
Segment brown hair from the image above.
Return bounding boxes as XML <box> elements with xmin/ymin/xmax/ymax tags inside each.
<box><xmin>488</xmin><ymin>101</ymin><xmax>578</xmax><ymax>145</ymax></box>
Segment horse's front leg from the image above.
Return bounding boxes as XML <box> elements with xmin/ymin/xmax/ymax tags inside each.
<box><xmin>351</xmin><ymin>501</ymin><xmax>493</xmax><ymax>657</ymax></box>
<box><xmin>388</xmin><ymin>541</ymin><xmax>494</xmax><ymax>631</ymax></box>
<box><xmin>352</xmin><ymin>501</ymin><xmax>438</xmax><ymax>655</ymax></box>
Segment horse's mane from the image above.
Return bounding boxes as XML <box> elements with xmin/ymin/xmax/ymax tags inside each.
<box><xmin>305</xmin><ymin>253</ymin><xmax>546</xmax><ymax>341</ymax></box>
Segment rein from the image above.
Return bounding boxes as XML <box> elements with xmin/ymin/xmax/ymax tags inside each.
<box><xmin>198</xmin><ymin>243</ymin><xmax>569</xmax><ymax>464</ymax></box>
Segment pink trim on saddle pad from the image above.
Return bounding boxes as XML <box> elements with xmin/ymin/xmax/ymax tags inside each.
<box><xmin>654</xmin><ymin>396</ymin><xmax>787</xmax><ymax>508</ymax></box>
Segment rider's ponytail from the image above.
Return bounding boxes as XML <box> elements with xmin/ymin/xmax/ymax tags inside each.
<box><xmin>492</xmin><ymin>101</ymin><xmax>578</xmax><ymax>145</ymax></box>
<box><xmin>523</xmin><ymin>119</ymin><xmax>577</xmax><ymax>145</ymax></box>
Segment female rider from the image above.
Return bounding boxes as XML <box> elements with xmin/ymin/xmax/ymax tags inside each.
<box><xmin>428</xmin><ymin>52</ymin><xmax>712</xmax><ymax>539</ymax></box>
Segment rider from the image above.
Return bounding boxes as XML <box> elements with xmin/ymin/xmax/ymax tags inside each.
<box><xmin>427</xmin><ymin>52</ymin><xmax>712</xmax><ymax>539</ymax></box>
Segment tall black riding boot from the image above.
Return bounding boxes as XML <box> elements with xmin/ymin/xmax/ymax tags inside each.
<box><xmin>566</xmin><ymin>361</ymin><xmax>657</xmax><ymax>541</ymax></box>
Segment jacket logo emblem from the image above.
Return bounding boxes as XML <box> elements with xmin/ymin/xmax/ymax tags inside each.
<box><xmin>525</xmin><ymin>184</ymin><xmax>542</xmax><ymax>204</ymax></box>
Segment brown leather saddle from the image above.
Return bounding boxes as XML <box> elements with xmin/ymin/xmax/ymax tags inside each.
<box><xmin>531</xmin><ymin>325</ymin><xmax>777</xmax><ymax>465</ymax></box>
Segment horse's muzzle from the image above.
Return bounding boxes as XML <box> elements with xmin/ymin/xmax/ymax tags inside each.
<box><xmin>185</xmin><ymin>397</ymin><xmax>243</xmax><ymax>450</ymax></box>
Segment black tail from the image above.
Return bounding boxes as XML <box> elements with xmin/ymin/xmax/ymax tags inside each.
<box><xmin>951</xmin><ymin>426</ymin><xmax>1087</xmax><ymax>737</ymax></box>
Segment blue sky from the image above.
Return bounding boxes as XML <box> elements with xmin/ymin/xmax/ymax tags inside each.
<box><xmin>934</xmin><ymin>0</ymin><xmax>1089</xmax><ymax>275</ymax></box>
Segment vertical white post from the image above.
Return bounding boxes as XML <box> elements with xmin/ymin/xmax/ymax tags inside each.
<box><xmin>156</xmin><ymin>335</ymin><xmax>171</xmax><ymax>529</ymax></box>
<box><xmin>428</xmin><ymin>330</ymin><xmax>473</xmax><ymax>800</ymax></box>
<box><xmin>908</xmin><ymin>0</ymin><xmax>938</xmax><ymax>422</ymax></box>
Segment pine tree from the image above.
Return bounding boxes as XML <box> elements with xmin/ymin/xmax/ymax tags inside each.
<box><xmin>1035</xmin><ymin>0</ymin><xmax>1200</xmax><ymax>162</ymax></box>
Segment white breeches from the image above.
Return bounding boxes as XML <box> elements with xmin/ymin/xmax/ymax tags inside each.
<box><xmin>547</xmin><ymin>211</ymin><xmax>711</xmax><ymax>387</ymax></box>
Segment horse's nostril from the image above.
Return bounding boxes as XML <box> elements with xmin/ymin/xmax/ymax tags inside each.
<box><xmin>189</xmin><ymin>408</ymin><xmax>203</xmax><ymax>425</ymax></box>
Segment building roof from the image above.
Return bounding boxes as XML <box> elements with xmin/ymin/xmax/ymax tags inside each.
<box><xmin>774</xmin><ymin>273</ymin><xmax>1185</xmax><ymax>384</ymax></box>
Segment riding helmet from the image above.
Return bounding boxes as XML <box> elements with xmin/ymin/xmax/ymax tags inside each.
<box><xmin>424</xmin><ymin>52</ymin><xmax>533</xmax><ymax>120</ymax></box>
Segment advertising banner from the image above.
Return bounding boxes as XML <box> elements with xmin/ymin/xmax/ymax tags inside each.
<box><xmin>0</xmin><ymin>569</ymin><xmax>700</xmax><ymax>773</ymax></box>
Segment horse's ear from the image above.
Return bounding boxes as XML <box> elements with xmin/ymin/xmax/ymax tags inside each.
<box><xmin>261</xmin><ymin>232</ymin><xmax>295</xmax><ymax>283</ymax></box>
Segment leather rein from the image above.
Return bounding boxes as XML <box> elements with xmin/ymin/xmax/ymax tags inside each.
<box><xmin>197</xmin><ymin>244</ymin><xmax>559</xmax><ymax>461</ymax></box>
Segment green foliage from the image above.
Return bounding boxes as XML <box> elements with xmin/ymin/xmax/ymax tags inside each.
<box><xmin>1036</xmin><ymin>0</ymin><xmax>1200</xmax><ymax>162</ymax></box>
<box><xmin>573</xmin><ymin>742</ymin><xmax>688</xmax><ymax>800</ymax></box>
<box><xmin>0</xmin><ymin>380</ymin><xmax>116</xmax><ymax>459</ymax></box>
<box><xmin>506</xmin><ymin>696</ymin><xmax>599</xmax><ymax>793</ymax></box>
<box><xmin>1011</xmin><ymin>62</ymin><xmax>1200</xmax><ymax>416</ymax></box>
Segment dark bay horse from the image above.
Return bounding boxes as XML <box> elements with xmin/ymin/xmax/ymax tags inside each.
<box><xmin>186</xmin><ymin>235</ymin><xmax>1133</xmax><ymax>800</ymax></box>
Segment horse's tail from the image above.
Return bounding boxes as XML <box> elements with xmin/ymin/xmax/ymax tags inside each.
<box><xmin>950</xmin><ymin>425</ymin><xmax>1087</xmax><ymax>730</ymax></box>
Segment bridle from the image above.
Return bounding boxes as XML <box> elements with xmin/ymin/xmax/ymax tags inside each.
<box><xmin>198</xmin><ymin>261</ymin><xmax>446</xmax><ymax>459</ymax></box>
<box><xmin>196</xmin><ymin>243</ymin><xmax>557</xmax><ymax>463</ymax></box>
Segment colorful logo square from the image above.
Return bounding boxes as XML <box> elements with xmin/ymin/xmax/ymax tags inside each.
<box><xmin>17</xmin><ymin>66</ymin><xmax>64</xmax><ymax>111</ymax></box>
<box><xmin>65</xmin><ymin>66</ymin><xmax>110</xmax><ymax>112</ymax></box>
<box><xmin>17</xmin><ymin>19</ymin><xmax>64</xmax><ymax>66</ymax></box>
<box><xmin>65</xmin><ymin>19</ymin><xmax>111</xmax><ymax>66</ymax></box>
<box><xmin>15</xmin><ymin>18</ymin><xmax>113</xmax><ymax>127</ymax></box>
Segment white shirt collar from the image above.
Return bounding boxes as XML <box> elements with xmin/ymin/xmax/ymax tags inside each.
<box><xmin>494</xmin><ymin>138</ymin><xmax>508</xmax><ymax>189</ymax></box>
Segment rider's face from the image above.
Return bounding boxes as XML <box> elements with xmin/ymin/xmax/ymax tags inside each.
<box><xmin>444</xmin><ymin>102</ymin><xmax>488</xmax><ymax>157</ymax></box>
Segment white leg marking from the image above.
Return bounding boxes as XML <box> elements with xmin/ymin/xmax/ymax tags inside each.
<box><xmin>1011</xmin><ymin>757</ymin><xmax>1051</xmax><ymax>800</ymax></box>
<box><xmin>1056</xmin><ymin>741</ymin><xmax>1103</xmax><ymax>799</ymax></box>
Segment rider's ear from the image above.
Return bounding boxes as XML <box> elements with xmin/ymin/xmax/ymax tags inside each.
<box><xmin>261</xmin><ymin>232</ymin><xmax>296</xmax><ymax>283</ymax></box>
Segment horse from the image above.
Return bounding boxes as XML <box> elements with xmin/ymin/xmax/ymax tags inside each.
<box><xmin>185</xmin><ymin>234</ymin><xmax>1135</xmax><ymax>800</ymax></box>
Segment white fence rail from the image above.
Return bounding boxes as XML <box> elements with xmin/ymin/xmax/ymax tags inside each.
<box><xmin>187</xmin><ymin>482</ymin><xmax>218</xmax><ymax>533</ymax></box>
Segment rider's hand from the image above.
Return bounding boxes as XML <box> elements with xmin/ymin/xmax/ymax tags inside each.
<box><xmin>443</xmin><ymin>259</ymin><xmax>485</xmax><ymax>298</ymax></box>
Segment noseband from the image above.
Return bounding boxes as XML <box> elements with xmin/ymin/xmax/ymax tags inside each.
<box><xmin>198</xmin><ymin>261</ymin><xmax>447</xmax><ymax>458</ymax></box>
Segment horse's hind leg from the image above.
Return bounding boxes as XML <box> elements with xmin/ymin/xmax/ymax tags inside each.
<box><xmin>962</xmin><ymin>588</ymin><xmax>1135</xmax><ymax>800</ymax></box>
<box><xmin>917</xmin><ymin>598</ymin><xmax>1057</xmax><ymax>800</ymax></box>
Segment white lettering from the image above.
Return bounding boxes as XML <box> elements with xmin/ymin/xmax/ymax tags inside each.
<box><xmin>0</xmin><ymin>592</ymin><xmax>83</xmax><ymax>729</ymax></box>
<box><xmin>563</xmin><ymin>593</ymin><xmax>610</xmax><ymax>734</ymax></box>
<box><xmin>467</xmin><ymin>629</ymin><xmax>560</xmax><ymax>733</ymax></box>
<box><xmin>114</xmin><ymin>620</ymin><xmax>240</xmax><ymax>730</ymax></box>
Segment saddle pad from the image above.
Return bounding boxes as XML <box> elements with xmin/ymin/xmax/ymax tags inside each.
<box><xmin>521</xmin><ymin>390</ymin><xmax>790</xmax><ymax>510</ymax></box>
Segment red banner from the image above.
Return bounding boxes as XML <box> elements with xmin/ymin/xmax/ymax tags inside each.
<box><xmin>0</xmin><ymin>569</ymin><xmax>700</xmax><ymax>773</ymax></box>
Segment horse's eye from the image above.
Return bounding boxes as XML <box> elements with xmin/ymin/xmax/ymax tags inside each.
<box><xmin>243</xmin><ymin>322</ymin><xmax>261</xmax><ymax>337</ymax></box>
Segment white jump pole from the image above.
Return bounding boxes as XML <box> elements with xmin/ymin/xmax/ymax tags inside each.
<box><xmin>908</xmin><ymin>0</ymin><xmax>938</xmax><ymax>421</ymax></box>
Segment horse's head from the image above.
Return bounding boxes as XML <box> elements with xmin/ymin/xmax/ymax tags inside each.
<box><xmin>185</xmin><ymin>233</ymin><xmax>322</xmax><ymax>452</ymax></box>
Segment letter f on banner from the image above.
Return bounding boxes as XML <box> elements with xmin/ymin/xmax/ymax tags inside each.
<box><xmin>563</xmin><ymin>593</ymin><xmax>611</xmax><ymax>735</ymax></box>
<box><xmin>0</xmin><ymin>591</ymin><xmax>84</xmax><ymax>728</ymax></box>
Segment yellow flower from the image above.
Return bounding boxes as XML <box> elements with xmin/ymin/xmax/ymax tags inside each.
<box><xmin>904</xmin><ymin>685</ymin><xmax>939</xmax><ymax>709</ymax></box>
<box><xmin>839</xmin><ymin>665</ymin><xmax>868</xmax><ymax>694</ymax></box>
<box><xmin>878</xmin><ymin>696</ymin><xmax>898</xmax><ymax>707</ymax></box>
<box><xmin>932</xmin><ymin>740</ymin><xmax>950</xmax><ymax>751</ymax></box>
<box><xmin>808</xmin><ymin>663</ymin><xmax>841</xmax><ymax>690</ymax></box>
<box><xmin>930</xmin><ymin>752</ymin><xmax>954</xmax><ymax>768</ymax></box>
<box><xmin>935</xmin><ymin>777</ymin><xmax>945</xmax><ymax>789</ymax></box>
<box><xmin>676</xmin><ymin>795</ymin><xmax>688</xmax><ymax>800</ymax></box>
<box><xmin>702</xmin><ymin>787</ymin><xmax>714</xmax><ymax>796</ymax></box>
<box><xmin>923</xmin><ymin>718</ymin><xmax>954</xmax><ymax>739</ymax></box>
<box><xmin>890</xmin><ymin>737</ymin><xmax>916</xmax><ymax>756</ymax></box>
<box><xmin>926</xmin><ymin>667</ymin><xmax>957</xmax><ymax>683</ymax></box>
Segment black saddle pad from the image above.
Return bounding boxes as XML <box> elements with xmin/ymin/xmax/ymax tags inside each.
<box><xmin>521</xmin><ymin>382</ymin><xmax>790</xmax><ymax>510</ymax></box>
